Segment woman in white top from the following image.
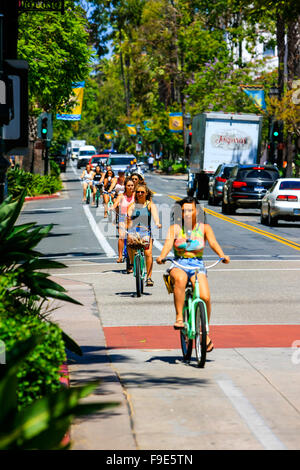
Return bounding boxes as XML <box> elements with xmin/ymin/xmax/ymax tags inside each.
<box><xmin>111</xmin><ymin>177</ymin><xmax>135</xmax><ymax>263</ymax></box>
<box><xmin>108</xmin><ymin>170</ymin><xmax>125</xmax><ymax>198</ymax></box>
<box><xmin>80</xmin><ymin>164</ymin><xmax>94</xmax><ymax>202</ymax></box>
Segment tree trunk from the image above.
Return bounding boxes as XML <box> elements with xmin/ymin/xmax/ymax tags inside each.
<box><xmin>286</xmin><ymin>16</ymin><xmax>300</xmax><ymax>174</ymax></box>
<box><xmin>276</xmin><ymin>14</ymin><xmax>285</xmax><ymax>98</ymax></box>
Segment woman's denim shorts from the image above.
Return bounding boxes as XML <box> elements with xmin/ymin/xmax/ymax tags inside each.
<box><xmin>169</xmin><ymin>257</ymin><xmax>207</xmax><ymax>279</ymax></box>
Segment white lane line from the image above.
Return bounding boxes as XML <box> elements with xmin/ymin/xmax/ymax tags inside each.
<box><xmin>83</xmin><ymin>205</ymin><xmax>116</xmax><ymax>258</ymax></box>
<box><xmin>23</xmin><ymin>206</ymin><xmax>73</xmax><ymax>211</ymax></box>
<box><xmin>217</xmin><ymin>377</ymin><xmax>287</xmax><ymax>450</ymax></box>
<box><xmin>70</xmin><ymin>161</ymin><xmax>116</xmax><ymax>258</ymax></box>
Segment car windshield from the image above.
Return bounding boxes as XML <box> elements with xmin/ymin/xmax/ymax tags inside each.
<box><xmin>91</xmin><ymin>157</ymin><xmax>102</xmax><ymax>163</ymax></box>
<box><xmin>279</xmin><ymin>181</ymin><xmax>300</xmax><ymax>190</ymax></box>
<box><xmin>73</xmin><ymin>148</ymin><xmax>79</xmax><ymax>152</ymax></box>
<box><xmin>237</xmin><ymin>168</ymin><xmax>279</xmax><ymax>180</ymax></box>
<box><xmin>79</xmin><ymin>150</ymin><xmax>95</xmax><ymax>156</ymax></box>
<box><xmin>109</xmin><ymin>157</ymin><xmax>133</xmax><ymax>165</ymax></box>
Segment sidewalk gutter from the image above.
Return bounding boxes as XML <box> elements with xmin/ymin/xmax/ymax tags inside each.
<box><xmin>51</xmin><ymin>276</ymin><xmax>136</xmax><ymax>450</ymax></box>
<box><xmin>25</xmin><ymin>192</ymin><xmax>61</xmax><ymax>201</ymax></box>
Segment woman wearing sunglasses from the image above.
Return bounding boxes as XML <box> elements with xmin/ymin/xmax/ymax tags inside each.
<box><xmin>111</xmin><ymin>177</ymin><xmax>135</xmax><ymax>263</ymax></box>
<box><xmin>127</xmin><ymin>183</ymin><xmax>161</xmax><ymax>285</ymax></box>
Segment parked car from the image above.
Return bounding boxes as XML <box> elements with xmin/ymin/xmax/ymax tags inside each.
<box><xmin>208</xmin><ymin>163</ymin><xmax>236</xmax><ymax>205</ymax></box>
<box><xmin>107</xmin><ymin>154</ymin><xmax>136</xmax><ymax>174</ymax></box>
<box><xmin>222</xmin><ymin>164</ymin><xmax>280</xmax><ymax>214</ymax></box>
<box><xmin>88</xmin><ymin>155</ymin><xmax>109</xmax><ymax>170</ymax></box>
<box><xmin>51</xmin><ymin>154</ymin><xmax>67</xmax><ymax>172</ymax></box>
<box><xmin>77</xmin><ymin>145</ymin><xmax>97</xmax><ymax>169</ymax></box>
<box><xmin>260</xmin><ymin>178</ymin><xmax>300</xmax><ymax>226</ymax></box>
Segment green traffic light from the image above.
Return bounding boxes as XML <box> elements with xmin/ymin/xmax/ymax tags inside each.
<box><xmin>273</xmin><ymin>131</ymin><xmax>279</xmax><ymax>136</ymax></box>
<box><xmin>42</xmin><ymin>129</ymin><xmax>47</xmax><ymax>134</ymax></box>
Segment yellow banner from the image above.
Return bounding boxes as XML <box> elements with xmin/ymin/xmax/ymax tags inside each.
<box><xmin>56</xmin><ymin>82</ymin><xmax>85</xmax><ymax>121</ymax></box>
<box><xmin>127</xmin><ymin>124</ymin><xmax>137</xmax><ymax>136</ymax></box>
<box><xmin>169</xmin><ymin>113</ymin><xmax>183</xmax><ymax>132</ymax></box>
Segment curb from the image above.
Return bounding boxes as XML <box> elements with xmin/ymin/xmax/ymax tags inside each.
<box><xmin>25</xmin><ymin>192</ymin><xmax>61</xmax><ymax>201</ymax></box>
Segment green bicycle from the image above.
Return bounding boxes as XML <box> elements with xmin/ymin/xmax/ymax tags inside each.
<box><xmin>85</xmin><ymin>184</ymin><xmax>92</xmax><ymax>205</ymax></box>
<box><xmin>103</xmin><ymin>190</ymin><xmax>114</xmax><ymax>221</ymax></box>
<box><xmin>128</xmin><ymin>225</ymin><xmax>149</xmax><ymax>297</ymax></box>
<box><xmin>162</xmin><ymin>257</ymin><xmax>224</xmax><ymax>368</ymax></box>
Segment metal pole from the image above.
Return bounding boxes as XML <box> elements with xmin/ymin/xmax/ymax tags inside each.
<box><xmin>0</xmin><ymin>13</ymin><xmax>10</xmax><ymax>203</ymax></box>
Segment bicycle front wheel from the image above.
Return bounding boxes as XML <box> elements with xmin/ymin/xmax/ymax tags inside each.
<box><xmin>180</xmin><ymin>296</ymin><xmax>193</xmax><ymax>361</ymax></box>
<box><xmin>135</xmin><ymin>255</ymin><xmax>142</xmax><ymax>297</ymax></box>
<box><xmin>195</xmin><ymin>302</ymin><xmax>207</xmax><ymax>368</ymax></box>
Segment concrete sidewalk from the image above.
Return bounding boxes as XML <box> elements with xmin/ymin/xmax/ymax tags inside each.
<box><xmin>51</xmin><ymin>277</ymin><xmax>136</xmax><ymax>450</ymax></box>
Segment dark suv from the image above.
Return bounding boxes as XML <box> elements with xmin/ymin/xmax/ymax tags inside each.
<box><xmin>222</xmin><ymin>164</ymin><xmax>280</xmax><ymax>214</ymax></box>
<box><xmin>208</xmin><ymin>163</ymin><xmax>236</xmax><ymax>205</ymax></box>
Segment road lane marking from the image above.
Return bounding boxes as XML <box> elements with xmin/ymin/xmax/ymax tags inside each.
<box><xmin>83</xmin><ymin>205</ymin><xmax>116</xmax><ymax>258</ymax></box>
<box><xmin>205</xmin><ymin>207</ymin><xmax>300</xmax><ymax>251</ymax></box>
<box><xmin>217</xmin><ymin>377</ymin><xmax>287</xmax><ymax>450</ymax></box>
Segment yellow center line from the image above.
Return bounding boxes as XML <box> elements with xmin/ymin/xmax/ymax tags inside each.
<box><xmin>167</xmin><ymin>194</ymin><xmax>300</xmax><ymax>252</ymax></box>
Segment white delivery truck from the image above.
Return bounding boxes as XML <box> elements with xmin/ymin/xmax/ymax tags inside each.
<box><xmin>188</xmin><ymin>112</ymin><xmax>263</xmax><ymax>199</ymax></box>
<box><xmin>67</xmin><ymin>140</ymin><xmax>86</xmax><ymax>160</ymax></box>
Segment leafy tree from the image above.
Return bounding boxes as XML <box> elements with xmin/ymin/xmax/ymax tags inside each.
<box><xmin>18</xmin><ymin>0</ymin><xmax>93</xmax><ymax>113</ymax></box>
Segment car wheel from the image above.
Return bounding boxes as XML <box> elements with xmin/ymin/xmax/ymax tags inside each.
<box><xmin>267</xmin><ymin>207</ymin><xmax>277</xmax><ymax>226</ymax></box>
<box><xmin>221</xmin><ymin>199</ymin><xmax>228</xmax><ymax>214</ymax></box>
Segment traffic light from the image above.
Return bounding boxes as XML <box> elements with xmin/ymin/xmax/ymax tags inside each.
<box><xmin>41</xmin><ymin>117</ymin><xmax>48</xmax><ymax>140</ymax></box>
<box><xmin>138</xmin><ymin>135</ymin><xmax>142</xmax><ymax>145</ymax></box>
<box><xmin>271</xmin><ymin>120</ymin><xmax>283</xmax><ymax>144</ymax></box>
<box><xmin>37</xmin><ymin>112</ymin><xmax>53</xmax><ymax>140</ymax></box>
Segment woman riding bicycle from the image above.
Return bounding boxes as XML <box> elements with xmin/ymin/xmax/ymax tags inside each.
<box><xmin>80</xmin><ymin>164</ymin><xmax>94</xmax><ymax>202</ymax></box>
<box><xmin>131</xmin><ymin>172</ymin><xmax>144</xmax><ymax>188</ymax></box>
<box><xmin>102</xmin><ymin>168</ymin><xmax>115</xmax><ymax>217</ymax></box>
<box><xmin>92</xmin><ymin>165</ymin><xmax>103</xmax><ymax>205</ymax></box>
<box><xmin>108</xmin><ymin>170</ymin><xmax>126</xmax><ymax>198</ymax></box>
<box><xmin>127</xmin><ymin>182</ymin><xmax>161</xmax><ymax>285</ymax></box>
<box><xmin>156</xmin><ymin>196</ymin><xmax>230</xmax><ymax>351</ymax></box>
<box><xmin>111</xmin><ymin>177</ymin><xmax>135</xmax><ymax>264</ymax></box>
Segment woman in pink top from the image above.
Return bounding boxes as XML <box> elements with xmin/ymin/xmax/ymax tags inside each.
<box><xmin>111</xmin><ymin>177</ymin><xmax>135</xmax><ymax>263</ymax></box>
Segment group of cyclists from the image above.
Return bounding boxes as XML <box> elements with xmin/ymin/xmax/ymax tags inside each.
<box><xmin>80</xmin><ymin>160</ymin><xmax>230</xmax><ymax>353</ymax></box>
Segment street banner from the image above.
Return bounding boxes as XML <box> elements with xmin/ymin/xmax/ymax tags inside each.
<box><xmin>113</xmin><ymin>129</ymin><xmax>119</xmax><ymax>137</ymax></box>
<box><xmin>127</xmin><ymin>124</ymin><xmax>137</xmax><ymax>136</ymax></box>
<box><xmin>241</xmin><ymin>85</ymin><xmax>266</xmax><ymax>111</ymax></box>
<box><xmin>104</xmin><ymin>133</ymin><xmax>112</xmax><ymax>140</ymax></box>
<box><xmin>56</xmin><ymin>81</ymin><xmax>85</xmax><ymax>121</ymax></box>
<box><xmin>169</xmin><ymin>112</ymin><xmax>183</xmax><ymax>132</ymax></box>
<box><xmin>144</xmin><ymin>120</ymin><xmax>152</xmax><ymax>131</ymax></box>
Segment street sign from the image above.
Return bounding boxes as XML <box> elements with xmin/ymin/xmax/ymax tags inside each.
<box><xmin>18</xmin><ymin>0</ymin><xmax>65</xmax><ymax>13</ymax></box>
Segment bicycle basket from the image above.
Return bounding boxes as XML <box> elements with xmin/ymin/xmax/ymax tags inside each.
<box><xmin>163</xmin><ymin>274</ymin><xmax>174</xmax><ymax>294</ymax></box>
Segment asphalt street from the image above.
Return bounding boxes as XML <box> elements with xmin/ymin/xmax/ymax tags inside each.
<box><xmin>18</xmin><ymin>163</ymin><xmax>300</xmax><ymax>450</ymax></box>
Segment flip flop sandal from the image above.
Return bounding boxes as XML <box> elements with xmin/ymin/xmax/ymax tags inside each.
<box><xmin>206</xmin><ymin>340</ymin><xmax>214</xmax><ymax>353</ymax></box>
<box><xmin>146</xmin><ymin>278</ymin><xmax>154</xmax><ymax>286</ymax></box>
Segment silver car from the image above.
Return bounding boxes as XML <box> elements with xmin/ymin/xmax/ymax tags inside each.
<box><xmin>260</xmin><ymin>178</ymin><xmax>300</xmax><ymax>226</ymax></box>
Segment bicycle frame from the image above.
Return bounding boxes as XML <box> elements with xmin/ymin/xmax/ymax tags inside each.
<box><xmin>164</xmin><ymin>258</ymin><xmax>224</xmax><ymax>339</ymax></box>
<box><xmin>133</xmin><ymin>248</ymin><xmax>146</xmax><ymax>279</ymax></box>
<box><xmin>183</xmin><ymin>273</ymin><xmax>209</xmax><ymax>340</ymax></box>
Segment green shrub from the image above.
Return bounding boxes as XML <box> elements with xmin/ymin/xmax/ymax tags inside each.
<box><xmin>0</xmin><ymin>310</ymin><xmax>66</xmax><ymax>409</ymax></box>
<box><xmin>7</xmin><ymin>168</ymin><xmax>62</xmax><ymax>199</ymax></box>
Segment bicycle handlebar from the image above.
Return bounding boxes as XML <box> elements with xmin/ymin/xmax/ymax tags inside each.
<box><xmin>160</xmin><ymin>257</ymin><xmax>225</xmax><ymax>270</ymax></box>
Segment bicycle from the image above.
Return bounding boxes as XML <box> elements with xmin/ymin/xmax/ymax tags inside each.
<box><xmin>94</xmin><ymin>183</ymin><xmax>103</xmax><ymax>208</ymax></box>
<box><xmin>85</xmin><ymin>183</ymin><xmax>92</xmax><ymax>205</ymax></box>
<box><xmin>162</xmin><ymin>257</ymin><xmax>224</xmax><ymax>368</ymax></box>
<box><xmin>127</xmin><ymin>225</ymin><xmax>149</xmax><ymax>297</ymax></box>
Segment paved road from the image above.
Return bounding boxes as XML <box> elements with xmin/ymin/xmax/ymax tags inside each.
<box><xmin>18</xmin><ymin>164</ymin><xmax>300</xmax><ymax>450</ymax></box>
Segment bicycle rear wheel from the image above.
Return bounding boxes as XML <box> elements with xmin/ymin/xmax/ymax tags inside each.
<box><xmin>86</xmin><ymin>187</ymin><xmax>90</xmax><ymax>204</ymax></box>
<box><xmin>135</xmin><ymin>255</ymin><xmax>142</xmax><ymax>297</ymax></box>
<box><xmin>180</xmin><ymin>295</ymin><xmax>193</xmax><ymax>361</ymax></box>
<box><xmin>195</xmin><ymin>302</ymin><xmax>207</xmax><ymax>368</ymax></box>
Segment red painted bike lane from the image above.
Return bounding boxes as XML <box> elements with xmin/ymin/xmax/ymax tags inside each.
<box><xmin>103</xmin><ymin>324</ymin><xmax>300</xmax><ymax>350</ymax></box>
